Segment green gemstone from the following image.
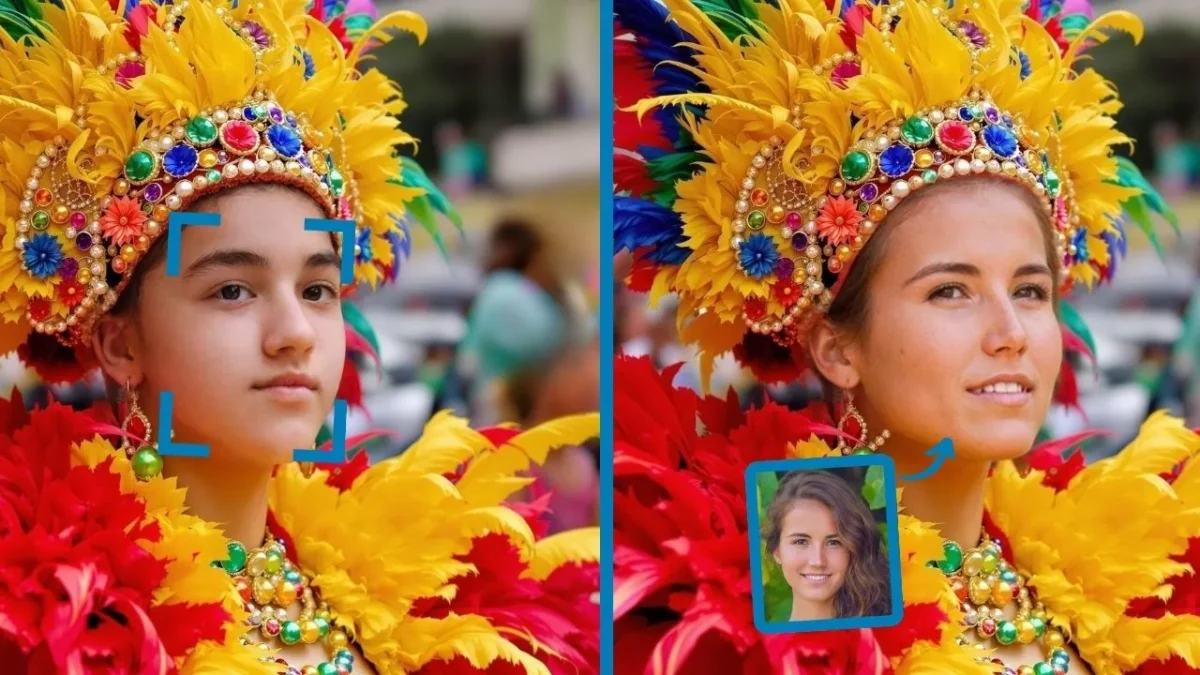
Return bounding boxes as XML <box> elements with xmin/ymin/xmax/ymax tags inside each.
<box><xmin>285</xmin><ymin>569</ymin><xmax>302</xmax><ymax>584</ymax></box>
<box><xmin>1000</xmin><ymin>569</ymin><xmax>1019</xmax><ymax>584</ymax></box>
<box><xmin>265</xmin><ymin>549</ymin><xmax>283</xmax><ymax>574</ymax></box>
<box><xmin>124</xmin><ymin>150</ymin><xmax>156</xmax><ymax>183</ymax></box>
<box><xmin>317</xmin><ymin>663</ymin><xmax>338</xmax><ymax>675</ymax></box>
<box><xmin>253</xmin><ymin>105</ymin><xmax>266</xmax><ymax>120</ymax></box>
<box><xmin>328</xmin><ymin>166</ymin><xmax>345</xmax><ymax>197</ymax></box>
<box><xmin>840</xmin><ymin>150</ymin><xmax>873</xmax><ymax>183</ymax></box>
<box><xmin>1044</xmin><ymin>166</ymin><xmax>1061</xmax><ymax>197</ymax></box>
<box><xmin>315</xmin><ymin>616</ymin><xmax>331</xmax><ymax>637</ymax></box>
<box><xmin>900</xmin><ymin>117</ymin><xmax>934</xmax><ymax>145</ymax></box>
<box><xmin>280</xmin><ymin>620</ymin><xmax>302</xmax><ymax>645</ymax></box>
<box><xmin>1033</xmin><ymin>663</ymin><xmax>1055</xmax><ymax>675</ymax></box>
<box><xmin>922</xmin><ymin>169</ymin><xmax>938</xmax><ymax>184</ymax></box>
<box><xmin>206</xmin><ymin>168</ymin><xmax>221</xmax><ymax>184</ymax></box>
<box><xmin>221</xmin><ymin>541</ymin><xmax>247</xmax><ymax>573</ymax></box>
<box><xmin>856</xmin><ymin>199</ymin><xmax>870</xmax><ymax>214</ymax></box>
<box><xmin>746</xmin><ymin>210</ymin><xmax>766</xmax><ymax>230</ymax></box>
<box><xmin>981</xmin><ymin>552</ymin><xmax>998</xmax><ymax>574</ymax></box>
<box><xmin>1030</xmin><ymin>616</ymin><xmax>1046</xmax><ymax>637</ymax></box>
<box><xmin>936</xmin><ymin>541</ymin><xmax>963</xmax><ymax>574</ymax></box>
<box><xmin>853</xmin><ymin>448</ymin><xmax>873</xmax><ymax>455</ymax></box>
<box><xmin>185</xmin><ymin>117</ymin><xmax>218</xmax><ymax>145</ymax></box>
<box><xmin>334</xmin><ymin>648</ymin><xmax>352</xmax><ymax>662</ymax></box>
<box><xmin>1051</xmin><ymin>648</ymin><xmax>1068</xmax><ymax>662</ymax></box>
<box><xmin>995</xmin><ymin>621</ymin><xmax>1018</xmax><ymax>646</ymax></box>
<box><xmin>131</xmin><ymin>447</ymin><xmax>163</xmax><ymax>480</ymax></box>
<box><xmin>31</xmin><ymin>211</ymin><xmax>50</xmax><ymax>231</ymax></box>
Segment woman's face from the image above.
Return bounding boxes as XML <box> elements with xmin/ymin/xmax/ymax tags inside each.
<box><xmin>115</xmin><ymin>185</ymin><xmax>346</xmax><ymax>466</ymax></box>
<box><xmin>773</xmin><ymin>499</ymin><xmax>849</xmax><ymax>607</ymax></box>
<box><xmin>835</xmin><ymin>185</ymin><xmax>1062</xmax><ymax>461</ymax></box>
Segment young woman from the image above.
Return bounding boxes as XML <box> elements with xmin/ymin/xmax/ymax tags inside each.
<box><xmin>763</xmin><ymin>471</ymin><xmax>890</xmax><ymax>621</ymax></box>
<box><xmin>613</xmin><ymin>0</ymin><xmax>1200</xmax><ymax>673</ymax></box>
<box><xmin>0</xmin><ymin>0</ymin><xmax>599</xmax><ymax>673</ymax></box>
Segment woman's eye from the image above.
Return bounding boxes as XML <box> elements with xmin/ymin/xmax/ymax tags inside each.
<box><xmin>303</xmin><ymin>284</ymin><xmax>338</xmax><ymax>303</ymax></box>
<box><xmin>929</xmin><ymin>284</ymin><xmax>967</xmax><ymax>300</ymax></box>
<box><xmin>793</xmin><ymin>538</ymin><xmax>809</xmax><ymax>547</ymax></box>
<box><xmin>217</xmin><ymin>284</ymin><xmax>247</xmax><ymax>301</ymax></box>
<box><xmin>827</xmin><ymin>539</ymin><xmax>842</xmax><ymax>548</ymax></box>
<box><xmin>1014</xmin><ymin>283</ymin><xmax>1050</xmax><ymax>301</ymax></box>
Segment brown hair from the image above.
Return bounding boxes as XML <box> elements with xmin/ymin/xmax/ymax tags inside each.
<box><xmin>812</xmin><ymin>176</ymin><xmax>1060</xmax><ymax>403</ymax></box>
<box><xmin>763</xmin><ymin>470</ymin><xmax>890</xmax><ymax>618</ymax></box>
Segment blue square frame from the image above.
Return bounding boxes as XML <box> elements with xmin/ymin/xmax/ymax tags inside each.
<box><xmin>744</xmin><ymin>455</ymin><xmax>905</xmax><ymax>635</ymax></box>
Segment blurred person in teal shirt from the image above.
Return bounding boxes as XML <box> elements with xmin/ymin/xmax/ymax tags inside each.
<box><xmin>460</xmin><ymin>218</ymin><xmax>570</xmax><ymax>425</ymax></box>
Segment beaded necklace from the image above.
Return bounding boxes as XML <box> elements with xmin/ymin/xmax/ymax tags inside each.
<box><xmin>936</xmin><ymin>535</ymin><xmax>1074</xmax><ymax>675</ymax></box>
<box><xmin>218</xmin><ymin>534</ymin><xmax>356</xmax><ymax>675</ymax></box>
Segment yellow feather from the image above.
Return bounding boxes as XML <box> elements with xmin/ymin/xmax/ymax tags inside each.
<box><xmin>1064</xmin><ymin>11</ymin><xmax>1145</xmax><ymax>71</ymax></box>
<box><xmin>347</xmin><ymin>11</ymin><xmax>428</xmax><ymax>70</ymax></box>
<box><xmin>524</xmin><ymin>527</ymin><xmax>600</xmax><ymax>580</ymax></box>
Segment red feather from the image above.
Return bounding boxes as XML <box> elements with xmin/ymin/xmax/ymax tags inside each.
<box><xmin>616</xmin><ymin>153</ymin><xmax>655</xmax><ymax>197</ymax></box>
<box><xmin>1052</xmin><ymin>358</ymin><xmax>1083</xmax><ymax>415</ymax></box>
<box><xmin>1025</xmin><ymin>429</ymin><xmax>1108</xmax><ymax>490</ymax></box>
<box><xmin>625</xmin><ymin>250</ymin><xmax>659</xmax><ymax>293</ymax></box>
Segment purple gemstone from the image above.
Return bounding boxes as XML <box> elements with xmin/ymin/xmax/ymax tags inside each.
<box><xmin>775</xmin><ymin>257</ymin><xmax>795</xmax><ymax>279</ymax></box>
<box><xmin>218</xmin><ymin>151</ymin><xmax>229</xmax><ymax>162</ymax></box>
<box><xmin>1015</xmin><ymin>154</ymin><xmax>1027</xmax><ymax>168</ymax></box>
<box><xmin>59</xmin><ymin>257</ymin><xmax>79</xmax><ymax>279</ymax></box>
<box><xmin>791</xmin><ymin>232</ymin><xmax>809</xmax><ymax>251</ymax></box>
<box><xmin>298</xmin><ymin>154</ymin><xmax>311</xmax><ymax>167</ymax></box>
<box><xmin>268</xmin><ymin>106</ymin><xmax>284</xmax><ymax>124</ymax></box>
<box><xmin>985</xmin><ymin>107</ymin><xmax>1000</xmax><ymax>124</ymax></box>
<box><xmin>286</xmin><ymin>114</ymin><xmax>298</xmax><ymax>127</ymax></box>
<box><xmin>933</xmin><ymin>151</ymin><xmax>945</xmax><ymax>163</ymax></box>
<box><xmin>142</xmin><ymin>183</ymin><xmax>163</xmax><ymax>202</ymax></box>
<box><xmin>76</xmin><ymin>232</ymin><xmax>93</xmax><ymax>250</ymax></box>
<box><xmin>858</xmin><ymin>183</ymin><xmax>880</xmax><ymax>202</ymax></box>
<box><xmin>1002</xmin><ymin>114</ymin><xmax>1013</xmax><ymax>126</ymax></box>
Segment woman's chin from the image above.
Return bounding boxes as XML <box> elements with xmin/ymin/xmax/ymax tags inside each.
<box><xmin>959</xmin><ymin>425</ymin><xmax>1039</xmax><ymax>461</ymax></box>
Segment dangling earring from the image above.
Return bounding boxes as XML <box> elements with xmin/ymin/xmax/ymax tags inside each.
<box><xmin>835</xmin><ymin>390</ymin><xmax>890</xmax><ymax>455</ymax></box>
<box><xmin>120</xmin><ymin>379</ymin><xmax>163</xmax><ymax>481</ymax></box>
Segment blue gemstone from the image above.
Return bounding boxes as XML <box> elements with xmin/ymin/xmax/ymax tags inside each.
<box><xmin>1003</xmin><ymin>114</ymin><xmax>1014</xmax><ymax>126</ymax></box>
<box><xmin>162</xmin><ymin>144</ymin><xmax>199</xmax><ymax>177</ymax></box>
<box><xmin>286</xmin><ymin>114</ymin><xmax>298</xmax><ymax>127</ymax></box>
<box><xmin>879</xmin><ymin>144</ymin><xmax>915</xmax><ymax>178</ymax></box>
<box><xmin>982</xmin><ymin>125</ymin><xmax>1019</xmax><ymax>159</ymax></box>
<box><xmin>959</xmin><ymin>106</ymin><xmax>973</xmax><ymax>121</ymax></box>
<box><xmin>267</xmin><ymin>125</ymin><xmax>303</xmax><ymax>159</ymax></box>
<box><xmin>243</xmin><ymin>106</ymin><xmax>258</xmax><ymax>122</ymax></box>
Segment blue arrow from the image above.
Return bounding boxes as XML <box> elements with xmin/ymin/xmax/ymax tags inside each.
<box><xmin>156</xmin><ymin>391</ymin><xmax>210</xmax><ymax>457</ymax></box>
<box><xmin>166</xmin><ymin>212</ymin><xmax>222</xmax><ymax>277</ymax></box>
<box><xmin>292</xmin><ymin>398</ymin><xmax>348</xmax><ymax>465</ymax></box>
<box><xmin>902</xmin><ymin>437</ymin><xmax>955</xmax><ymax>481</ymax></box>
<box><xmin>304</xmin><ymin>218</ymin><xmax>356</xmax><ymax>284</ymax></box>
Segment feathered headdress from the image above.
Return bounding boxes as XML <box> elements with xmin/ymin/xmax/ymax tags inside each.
<box><xmin>615</xmin><ymin>0</ymin><xmax>1177</xmax><ymax>397</ymax></box>
<box><xmin>0</xmin><ymin>0</ymin><xmax>459</xmax><ymax>379</ymax></box>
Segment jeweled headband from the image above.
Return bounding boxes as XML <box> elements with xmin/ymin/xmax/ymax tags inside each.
<box><xmin>0</xmin><ymin>0</ymin><xmax>453</xmax><ymax>368</ymax></box>
<box><xmin>614</xmin><ymin>0</ymin><xmax>1174</xmax><ymax>386</ymax></box>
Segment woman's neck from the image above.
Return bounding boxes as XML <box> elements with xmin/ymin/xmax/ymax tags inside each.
<box><xmin>885</xmin><ymin>434</ymin><xmax>991</xmax><ymax>550</ymax></box>
<box><xmin>790</xmin><ymin>596</ymin><xmax>835</xmax><ymax>621</ymax></box>
<box><xmin>162</xmin><ymin>455</ymin><xmax>275</xmax><ymax>550</ymax></box>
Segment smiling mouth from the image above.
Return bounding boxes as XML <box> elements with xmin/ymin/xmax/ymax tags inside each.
<box><xmin>968</xmin><ymin>382</ymin><xmax>1031</xmax><ymax>395</ymax></box>
<box><xmin>800</xmin><ymin>574</ymin><xmax>832</xmax><ymax>584</ymax></box>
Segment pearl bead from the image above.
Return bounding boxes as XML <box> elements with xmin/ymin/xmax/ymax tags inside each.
<box><xmin>971</xmin><ymin>159</ymin><xmax>986</xmax><ymax>173</ymax></box>
<box><xmin>194</xmin><ymin>176</ymin><xmax>208</xmax><ymax>190</ymax></box>
<box><xmin>892</xmin><ymin>180</ymin><xmax>910</xmax><ymax>198</ymax></box>
<box><xmin>882</xmin><ymin>194</ymin><xmax>898</xmax><ymax>210</ymax></box>
<box><xmin>238</xmin><ymin>159</ymin><xmax>255</xmax><ymax>175</ymax></box>
<box><xmin>955</xmin><ymin>159</ymin><xmax>971</xmax><ymax>175</ymax></box>
<box><xmin>254</xmin><ymin>159</ymin><xmax>269</xmax><ymax>173</ymax></box>
<box><xmin>90</xmin><ymin>263</ymin><xmax>104</xmax><ymax>276</ymax></box>
<box><xmin>36</xmin><ymin>156</ymin><xmax>49</xmax><ymax>168</ymax></box>
<box><xmin>175</xmin><ymin>180</ymin><xmax>194</xmax><ymax>197</ymax></box>
<box><xmin>930</xmin><ymin>110</ymin><xmax>944</xmax><ymax>123</ymax></box>
<box><xmin>92</xmin><ymin>281</ymin><xmax>108</xmax><ymax>294</ymax></box>
<box><xmin>224</xmin><ymin>163</ymin><xmax>240</xmax><ymax>179</ymax></box>
<box><xmin>751</xmin><ymin>155</ymin><xmax>766</xmax><ymax>168</ymax></box>
<box><xmin>89</xmin><ymin>245</ymin><xmax>104</xmax><ymax>258</ymax></box>
<box><xmin>260</xmin><ymin>147</ymin><xmax>277</xmax><ymax>161</ymax></box>
<box><xmin>213</xmin><ymin>110</ymin><xmax>228</xmax><ymax>124</ymax></box>
<box><xmin>166</xmin><ymin>194</ymin><xmax>182</xmax><ymax>210</ymax></box>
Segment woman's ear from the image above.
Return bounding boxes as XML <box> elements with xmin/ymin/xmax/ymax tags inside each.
<box><xmin>807</xmin><ymin>320</ymin><xmax>861</xmax><ymax>391</ymax></box>
<box><xmin>91</xmin><ymin>314</ymin><xmax>143</xmax><ymax>387</ymax></box>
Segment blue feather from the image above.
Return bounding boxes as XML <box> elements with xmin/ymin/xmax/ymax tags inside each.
<box><xmin>614</xmin><ymin>196</ymin><xmax>691</xmax><ymax>265</ymax></box>
<box><xmin>615</xmin><ymin>0</ymin><xmax>705</xmax><ymax>97</ymax></box>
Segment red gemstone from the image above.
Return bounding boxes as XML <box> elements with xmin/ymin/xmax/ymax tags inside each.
<box><xmin>744</xmin><ymin>297</ymin><xmax>766</xmax><ymax>321</ymax></box>
<box><xmin>236</xmin><ymin>579</ymin><xmax>253</xmax><ymax>604</ymax></box>
<box><xmin>952</xmin><ymin>580</ymin><xmax>968</xmax><ymax>603</ymax></box>
<box><xmin>937</xmin><ymin>120</ymin><xmax>975</xmax><ymax>155</ymax></box>
<box><xmin>264</xmin><ymin>618</ymin><xmax>281</xmax><ymax>636</ymax></box>
<box><xmin>980</xmin><ymin>618</ymin><xmax>997</xmax><ymax>636</ymax></box>
<box><xmin>126</xmin><ymin>414</ymin><xmax>147</xmax><ymax>442</ymax></box>
<box><xmin>27</xmin><ymin>297</ymin><xmax>50</xmax><ymax>322</ymax></box>
<box><xmin>220</xmin><ymin>120</ymin><xmax>259</xmax><ymax>154</ymax></box>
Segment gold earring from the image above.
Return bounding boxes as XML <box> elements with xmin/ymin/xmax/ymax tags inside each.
<box><xmin>835</xmin><ymin>390</ymin><xmax>890</xmax><ymax>455</ymax></box>
<box><xmin>121</xmin><ymin>379</ymin><xmax>163</xmax><ymax>481</ymax></box>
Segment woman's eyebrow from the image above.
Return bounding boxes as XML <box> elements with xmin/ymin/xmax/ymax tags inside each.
<box><xmin>183</xmin><ymin>249</ymin><xmax>268</xmax><ymax>278</ymax></box>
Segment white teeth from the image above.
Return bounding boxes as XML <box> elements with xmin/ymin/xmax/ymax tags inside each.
<box><xmin>978</xmin><ymin>382</ymin><xmax>1027</xmax><ymax>394</ymax></box>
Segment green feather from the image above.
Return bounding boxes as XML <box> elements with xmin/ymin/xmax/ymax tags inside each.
<box><xmin>405</xmin><ymin>194</ymin><xmax>450</xmax><ymax>260</ymax></box>
<box><xmin>1058</xmin><ymin>299</ymin><xmax>1096</xmax><ymax>356</ymax></box>
<box><xmin>315</xmin><ymin>423</ymin><xmax>333</xmax><ymax>449</ymax></box>
<box><xmin>1122</xmin><ymin>193</ymin><xmax>1166</xmax><ymax>261</ymax></box>
<box><xmin>389</xmin><ymin>156</ymin><xmax>461</xmax><ymax>261</ymax></box>
<box><xmin>692</xmin><ymin>0</ymin><xmax>762</xmax><ymax>40</ymax></box>
<box><xmin>644</xmin><ymin>151</ymin><xmax>705</xmax><ymax>207</ymax></box>
<box><xmin>1115</xmin><ymin>156</ymin><xmax>1180</xmax><ymax>232</ymax></box>
<box><xmin>0</xmin><ymin>0</ymin><xmax>45</xmax><ymax>40</ymax></box>
<box><xmin>342</xmin><ymin>301</ymin><xmax>380</xmax><ymax>356</ymax></box>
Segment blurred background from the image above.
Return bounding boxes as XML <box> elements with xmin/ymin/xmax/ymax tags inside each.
<box><xmin>6</xmin><ymin>0</ymin><xmax>602</xmax><ymax>535</ymax></box>
<box><xmin>616</xmin><ymin>0</ymin><xmax>1200</xmax><ymax>462</ymax></box>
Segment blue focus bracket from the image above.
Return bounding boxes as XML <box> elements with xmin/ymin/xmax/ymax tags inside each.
<box><xmin>293</xmin><ymin>399</ymin><xmax>349</xmax><ymax>465</ymax></box>
<box><xmin>155</xmin><ymin>391</ymin><xmax>210</xmax><ymax>458</ymax></box>
<box><xmin>165</xmin><ymin>211</ymin><xmax>222</xmax><ymax>277</ymax></box>
<box><xmin>304</xmin><ymin>218</ymin><xmax>356</xmax><ymax>285</ymax></box>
